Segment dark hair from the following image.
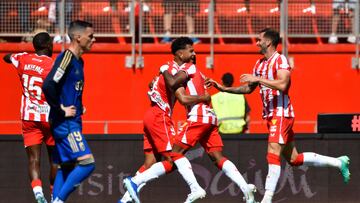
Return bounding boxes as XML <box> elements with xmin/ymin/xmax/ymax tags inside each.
<box><xmin>32</xmin><ymin>32</ymin><xmax>51</xmax><ymax>51</ymax></box>
<box><xmin>260</xmin><ymin>28</ymin><xmax>280</xmax><ymax>48</ymax></box>
<box><xmin>221</xmin><ymin>72</ymin><xmax>234</xmax><ymax>87</ymax></box>
<box><xmin>171</xmin><ymin>37</ymin><xmax>194</xmax><ymax>55</ymax></box>
<box><xmin>68</xmin><ymin>20</ymin><xmax>93</xmax><ymax>40</ymax></box>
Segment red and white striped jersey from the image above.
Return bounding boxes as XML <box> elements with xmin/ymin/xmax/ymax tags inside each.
<box><xmin>180</xmin><ymin>64</ymin><xmax>217</xmax><ymax>124</ymax></box>
<box><xmin>148</xmin><ymin>61</ymin><xmax>180</xmax><ymax>116</ymax></box>
<box><xmin>253</xmin><ymin>51</ymin><xmax>295</xmax><ymax>118</ymax></box>
<box><xmin>10</xmin><ymin>52</ymin><xmax>53</xmax><ymax>122</ymax></box>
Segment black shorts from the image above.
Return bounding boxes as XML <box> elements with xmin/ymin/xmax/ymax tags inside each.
<box><xmin>163</xmin><ymin>0</ymin><xmax>200</xmax><ymax>16</ymax></box>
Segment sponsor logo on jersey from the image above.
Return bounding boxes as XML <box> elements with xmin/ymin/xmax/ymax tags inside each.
<box><xmin>270</xmin><ymin>125</ymin><xmax>277</xmax><ymax>132</ymax></box>
<box><xmin>75</xmin><ymin>80</ymin><xmax>84</xmax><ymax>91</ymax></box>
<box><xmin>27</xmin><ymin>104</ymin><xmax>50</xmax><ymax>114</ymax></box>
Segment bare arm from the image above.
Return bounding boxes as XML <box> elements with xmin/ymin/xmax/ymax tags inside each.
<box><xmin>3</xmin><ymin>53</ymin><xmax>12</xmax><ymax>64</ymax></box>
<box><xmin>240</xmin><ymin>69</ymin><xmax>290</xmax><ymax>92</ymax></box>
<box><xmin>162</xmin><ymin>70</ymin><xmax>188</xmax><ymax>91</ymax></box>
<box><xmin>205</xmin><ymin>78</ymin><xmax>257</xmax><ymax>94</ymax></box>
<box><xmin>175</xmin><ymin>87</ymin><xmax>210</xmax><ymax>106</ymax></box>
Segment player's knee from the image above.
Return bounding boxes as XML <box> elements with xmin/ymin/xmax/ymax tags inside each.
<box><xmin>28</xmin><ymin>156</ymin><xmax>41</xmax><ymax>165</ymax></box>
<box><xmin>162</xmin><ymin>154</ymin><xmax>174</xmax><ymax>164</ymax></box>
<box><xmin>208</xmin><ymin>151</ymin><xmax>223</xmax><ymax>163</ymax></box>
<box><xmin>207</xmin><ymin>147</ymin><xmax>223</xmax><ymax>162</ymax></box>
<box><xmin>161</xmin><ymin>160</ymin><xmax>174</xmax><ymax>173</ymax></box>
<box><xmin>267</xmin><ymin>153</ymin><xmax>281</xmax><ymax>166</ymax></box>
<box><xmin>289</xmin><ymin>154</ymin><xmax>304</xmax><ymax>166</ymax></box>
<box><xmin>78</xmin><ymin>156</ymin><xmax>95</xmax><ymax>166</ymax></box>
<box><xmin>169</xmin><ymin>152</ymin><xmax>184</xmax><ymax>161</ymax></box>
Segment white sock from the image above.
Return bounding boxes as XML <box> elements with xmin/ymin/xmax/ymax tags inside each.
<box><xmin>175</xmin><ymin>157</ymin><xmax>201</xmax><ymax>192</ymax></box>
<box><xmin>265</xmin><ymin>164</ymin><xmax>281</xmax><ymax>193</ymax></box>
<box><xmin>121</xmin><ymin>191</ymin><xmax>133</xmax><ymax>202</ymax></box>
<box><xmin>33</xmin><ymin>186</ymin><xmax>43</xmax><ymax>197</ymax></box>
<box><xmin>53</xmin><ymin>197</ymin><xmax>64</xmax><ymax>203</ymax></box>
<box><xmin>221</xmin><ymin>160</ymin><xmax>250</xmax><ymax>195</ymax></box>
<box><xmin>261</xmin><ymin>190</ymin><xmax>274</xmax><ymax>203</ymax></box>
<box><xmin>132</xmin><ymin>162</ymin><xmax>166</xmax><ymax>185</ymax></box>
<box><xmin>302</xmin><ymin>152</ymin><xmax>341</xmax><ymax>168</ymax></box>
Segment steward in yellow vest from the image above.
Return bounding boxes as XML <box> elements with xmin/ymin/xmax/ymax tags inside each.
<box><xmin>211</xmin><ymin>73</ymin><xmax>250</xmax><ymax>134</ymax></box>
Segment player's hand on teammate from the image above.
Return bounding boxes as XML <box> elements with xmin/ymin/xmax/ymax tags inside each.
<box><xmin>240</xmin><ymin>74</ymin><xmax>259</xmax><ymax>84</ymax></box>
<box><xmin>83</xmin><ymin>106</ymin><xmax>86</xmax><ymax>115</ymax></box>
<box><xmin>61</xmin><ymin>104</ymin><xmax>76</xmax><ymax>117</ymax></box>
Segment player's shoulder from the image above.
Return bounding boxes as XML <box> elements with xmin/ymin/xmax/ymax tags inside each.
<box><xmin>160</xmin><ymin>61</ymin><xmax>171</xmax><ymax>69</ymax></box>
<box><xmin>180</xmin><ymin>62</ymin><xmax>195</xmax><ymax>69</ymax></box>
<box><xmin>56</xmin><ymin>50</ymin><xmax>74</xmax><ymax>69</ymax></box>
<box><xmin>31</xmin><ymin>54</ymin><xmax>53</xmax><ymax>64</ymax></box>
<box><xmin>12</xmin><ymin>52</ymin><xmax>29</xmax><ymax>60</ymax></box>
<box><xmin>180</xmin><ymin>62</ymin><xmax>196</xmax><ymax>74</ymax></box>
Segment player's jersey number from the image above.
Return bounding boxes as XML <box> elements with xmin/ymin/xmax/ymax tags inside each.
<box><xmin>67</xmin><ymin>131</ymin><xmax>86</xmax><ymax>153</ymax></box>
<box><xmin>22</xmin><ymin>74</ymin><xmax>43</xmax><ymax>100</ymax></box>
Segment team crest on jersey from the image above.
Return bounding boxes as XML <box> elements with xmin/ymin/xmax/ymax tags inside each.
<box><xmin>53</xmin><ymin>68</ymin><xmax>65</xmax><ymax>83</ymax></box>
<box><xmin>75</xmin><ymin>80</ymin><xmax>84</xmax><ymax>91</ymax></box>
<box><xmin>271</xmin><ymin>119</ymin><xmax>277</xmax><ymax>125</ymax></box>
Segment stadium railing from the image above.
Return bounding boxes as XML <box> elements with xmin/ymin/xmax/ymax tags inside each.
<box><xmin>0</xmin><ymin>0</ymin><xmax>358</xmax><ymax>67</ymax></box>
<box><xmin>0</xmin><ymin>0</ymin><xmax>358</xmax><ymax>41</ymax></box>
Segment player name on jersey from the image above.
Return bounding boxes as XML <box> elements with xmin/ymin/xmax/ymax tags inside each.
<box><xmin>24</xmin><ymin>64</ymin><xmax>44</xmax><ymax>74</ymax></box>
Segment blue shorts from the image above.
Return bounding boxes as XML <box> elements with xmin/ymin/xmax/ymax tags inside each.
<box><xmin>53</xmin><ymin>129</ymin><xmax>92</xmax><ymax>163</ymax></box>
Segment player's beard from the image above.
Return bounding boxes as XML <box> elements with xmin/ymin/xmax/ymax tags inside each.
<box><xmin>259</xmin><ymin>44</ymin><xmax>267</xmax><ymax>54</ymax></box>
<box><xmin>191</xmin><ymin>55</ymin><xmax>196</xmax><ymax>65</ymax></box>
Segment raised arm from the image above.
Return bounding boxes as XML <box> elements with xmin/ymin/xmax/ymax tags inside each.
<box><xmin>175</xmin><ymin>86</ymin><xmax>210</xmax><ymax>106</ymax></box>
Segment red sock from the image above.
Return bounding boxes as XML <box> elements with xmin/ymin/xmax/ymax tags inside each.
<box><xmin>31</xmin><ymin>179</ymin><xmax>42</xmax><ymax>188</ymax></box>
<box><xmin>216</xmin><ymin>157</ymin><xmax>228</xmax><ymax>170</ymax></box>
<box><xmin>137</xmin><ymin>165</ymin><xmax>147</xmax><ymax>173</ymax></box>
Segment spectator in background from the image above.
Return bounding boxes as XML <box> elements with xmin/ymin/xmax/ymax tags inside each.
<box><xmin>161</xmin><ymin>0</ymin><xmax>200</xmax><ymax>44</ymax></box>
<box><xmin>328</xmin><ymin>0</ymin><xmax>357</xmax><ymax>44</ymax></box>
<box><xmin>51</xmin><ymin>0</ymin><xmax>77</xmax><ymax>44</ymax></box>
<box><xmin>0</xmin><ymin>1</ymin><xmax>8</xmax><ymax>42</ymax></box>
<box><xmin>18</xmin><ymin>1</ymin><xmax>32</xmax><ymax>42</ymax></box>
<box><xmin>302</xmin><ymin>0</ymin><xmax>316</xmax><ymax>14</ymax></box>
<box><xmin>211</xmin><ymin>72</ymin><xmax>250</xmax><ymax>134</ymax></box>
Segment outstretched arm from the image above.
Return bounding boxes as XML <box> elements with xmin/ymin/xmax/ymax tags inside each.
<box><xmin>175</xmin><ymin>87</ymin><xmax>211</xmax><ymax>106</ymax></box>
<box><xmin>205</xmin><ymin>78</ymin><xmax>257</xmax><ymax>94</ymax></box>
<box><xmin>240</xmin><ymin>69</ymin><xmax>290</xmax><ymax>92</ymax></box>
